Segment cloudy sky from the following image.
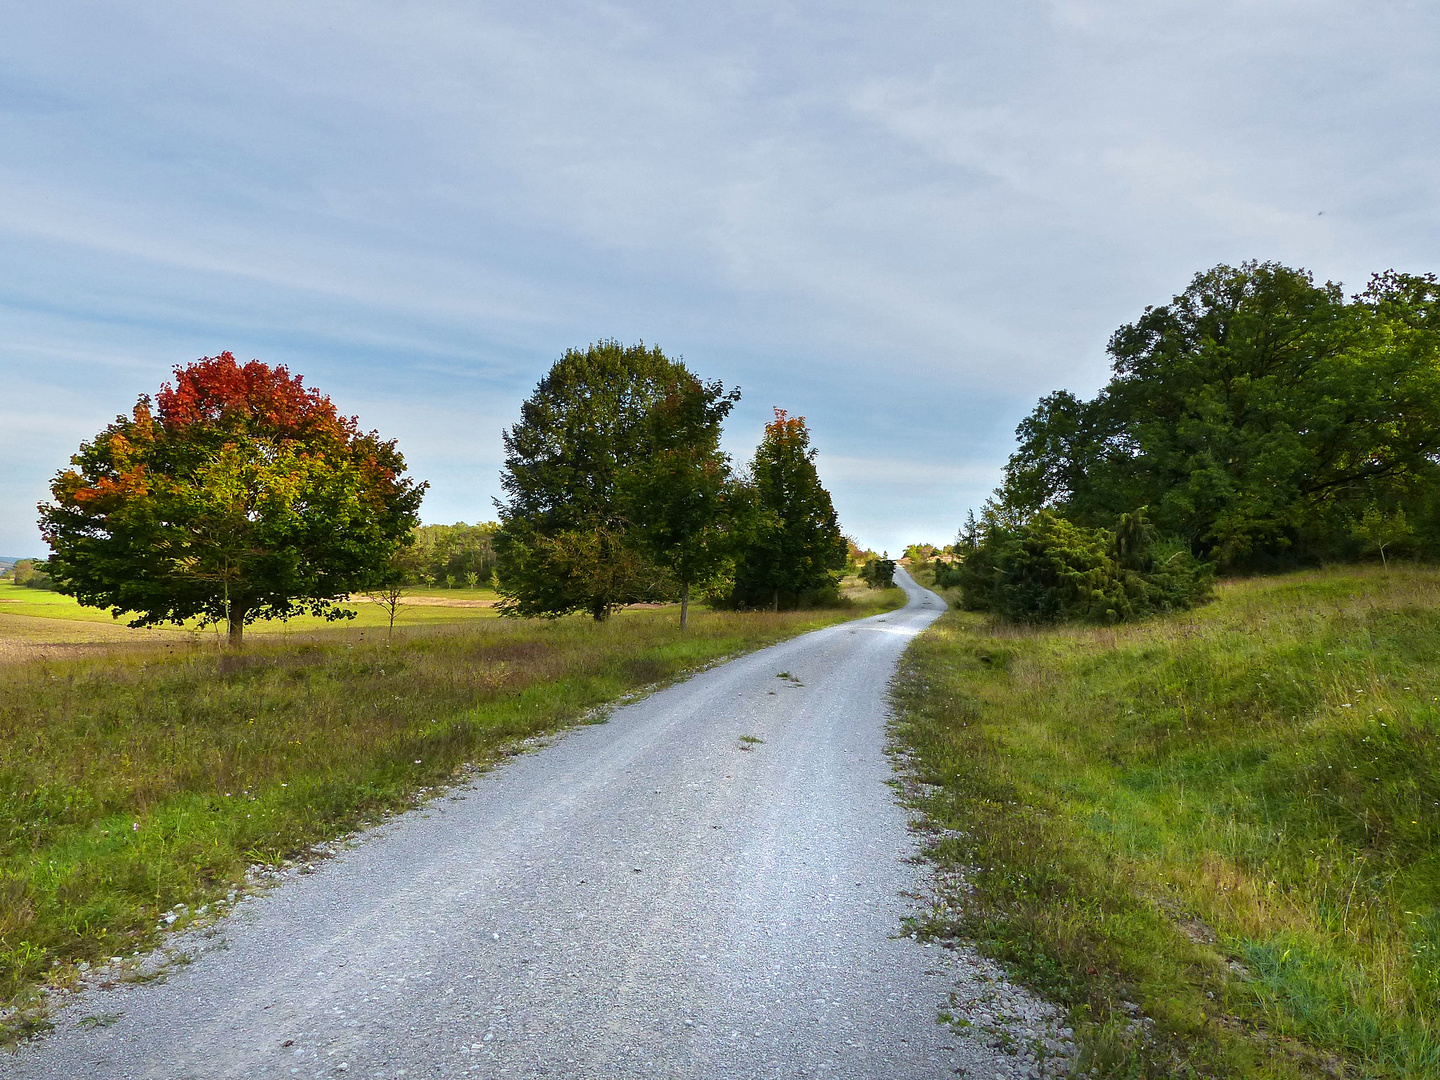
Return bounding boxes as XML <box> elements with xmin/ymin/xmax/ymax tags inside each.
<box><xmin>2</xmin><ymin>1</ymin><xmax>1436</xmax><ymax>556</ymax></box>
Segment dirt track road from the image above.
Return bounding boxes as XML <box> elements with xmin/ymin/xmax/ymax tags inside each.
<box><xmin>5</xmin><ymin>569</ymin><xmax>1066</xmax><ymax>1079</ymax></box>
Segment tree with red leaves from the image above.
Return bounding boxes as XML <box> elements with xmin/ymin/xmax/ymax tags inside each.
<box><xmin>728</xmin><ymin>409</ymin><xmax>847</xmax><ymax>609</ymax></box>
<box><xmin>39</xmin><ymin>353</ymin><xmax>427</xmax><ymax>646</ymax></box>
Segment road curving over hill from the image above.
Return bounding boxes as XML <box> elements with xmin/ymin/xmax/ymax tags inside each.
<box><xmin>5</xmin><ymin>568</ymin><xmax>1068</xmax><ymax>1079</ymax></box>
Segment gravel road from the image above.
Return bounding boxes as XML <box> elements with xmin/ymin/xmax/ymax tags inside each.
<box><xmin>4</xmin><ymin>569</ymin><xmax>1071</xmax><ymax>1079</ymax></box>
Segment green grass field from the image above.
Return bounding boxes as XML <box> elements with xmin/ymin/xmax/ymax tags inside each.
<box><xmin>0</xmin><ymin>581</ymin><xmax>904</xmax><ymax>1039</ymax></box>
<box><xmin>894</xmin><ymin>566</ymin><xmax>1440</xmax><ymax>1078</ymax></box>
<box><xmin>0</xmin><ymin>582</ymin><xmax>121</xmax><ymax>622</ymax></box>
<box><xmin>0</xmin><ymin>581</ymin><xmax>500</xmax><ymax>643</ymax></box>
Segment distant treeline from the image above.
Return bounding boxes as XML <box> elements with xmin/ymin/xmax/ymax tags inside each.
<box><xmin>3</xmin><ymin>559</ymin><xmax>57</xmax><ymax>590</ymax></box>
<box><xmin>401</xmin><ymin>522</ymin><xmax>499</xmax><ymax>588</ymax></box>
<box><xmin>943</xmin><ymin>261</ymin><xmax>1440</xmax><ymax>622</ymax></box>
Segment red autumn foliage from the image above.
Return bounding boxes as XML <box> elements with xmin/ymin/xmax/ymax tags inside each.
<box><xmin>40</xmin><ymin>352</ymin><xmax>427</xmax><ymax>642</ymax></box>
<box><xmin>155</xmin><ymin>352</ymin><xmax>354</xmax><ymax>442</ymax></box>
<box><xmin>764</xmin><ymin>408</ymin><xmax>808</xmax><ymax>443</ymax></box>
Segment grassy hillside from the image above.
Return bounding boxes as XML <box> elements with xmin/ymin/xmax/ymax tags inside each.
<box><xmin>0</xmin><ymin>585</ymin><xmax>902</xmax><ymax>1039</ymax></box>
<box><xmin>894</xmin><ymin>566</ymin><xmax>1440</xmax><ymax>1078</ymax></box>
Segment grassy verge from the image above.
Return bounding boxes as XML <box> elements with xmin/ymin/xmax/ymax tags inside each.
<box><xmin>1</xmin><ymin>589</ymin><xmax>902</xmax><ymax>1038</ymax></box>
<box><xmin>891</xmin><ymin>566</ymin><xmax>1440</xmax><ymax>1078</ymax></box>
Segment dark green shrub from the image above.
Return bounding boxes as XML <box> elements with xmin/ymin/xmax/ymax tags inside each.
<box><xmin>932</xmin><ymin>559</ymin><xmax>965</xmax><ymax>589</ymax></box>
<box><xmin>957</xmin><ymin>510</ymin><xmax>1211</xmax><ymax>623</ymax></box>
<box><xmin>859</xmin><ymin>557</ymin><xmax>896</xmax><ymax>588</ymax></box>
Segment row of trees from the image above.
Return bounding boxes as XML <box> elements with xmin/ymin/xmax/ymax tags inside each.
<box><xmin>37</xmin><ymin>344</ymin><xmax>850</xmax><ymax>642</ymax></box>
<box><xmin>403</xmin><ymin>522</ymin><xmax>498</xmax><ymax>588</ymax></box>
<box><xmin>494</xmin><ymin>340</ymin><xmax>847</xmax><ymax>626</ymax></box>
<box><xmin>951</xmin><ymin>261</ymin><xmax>1440</xmax><ymax>622</ymax></box>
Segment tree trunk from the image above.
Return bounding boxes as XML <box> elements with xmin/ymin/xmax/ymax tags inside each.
<box><xmin>772</xmin><ymin>588</ymin><xmax>779</xmax><ymax>613</ymax></box>
<box><xmin>227</xmin><ymin>602</ymin><xmax>247</xmax><ymax>649</ymax></box>
<box><xmin>680</xmin><ymin>582</ymin><xmax>690</xmax><ymax>631</ymax></box>
<box><xmin>592</xmin><ymin>600</ymin><xmax>609</xmax><ymax>622</ymax></box>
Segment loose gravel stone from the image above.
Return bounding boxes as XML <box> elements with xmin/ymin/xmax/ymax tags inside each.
<box><xmin>6</xmin><ymin>570</ymin><xmax>1071</xmax><ymax>1078</ymax></box>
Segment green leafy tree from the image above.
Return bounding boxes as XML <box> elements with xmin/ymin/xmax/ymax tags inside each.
<box><xmin>11</xmin><ymin>559</ymin><xmax>56</xmax><ymax>590</ymax></box>
<box><xmin>362</xmin><ymin>540</ymin><xmax>434</xmax><ymax>639</ymax></box>
<box><xmin>38</xmin><ymin>353</ymin><xmax>426</xmax><ymax>646</ymax></box>
<box><xmin>620</xmin><ymin>413</ymin><xmax>736</xmax><ymax>629</ymax></box>
<box><xmin>1351</xmin><ymin>505</ymin><xmax>1414</xmax><ymax>568</ymax></box>
<box><xmin>932</xmin><ymin>558</ymin><xmax>965</xmax><ymax>589</ymax></box>
<box><xmin>495</xmin><ymin>340</ymin><xmax>738</xmax><ymax>620</ymax></box>
<box><xmin>731</xmin><ymin>410</ymin><xmax>848</xmax><ymax>609</ymax></box>
<box><xmin>998</xmin><ymin>262</ymin><xmax>1440</xmax><ymax>566</ymax></box>
<box><xmin>497</xmin><ymin>525</ymin><xmax>673</xmax><ymax>619</ymax></box>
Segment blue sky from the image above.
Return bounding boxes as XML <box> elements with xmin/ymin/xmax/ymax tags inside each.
<box><xmin>2</xmin><ymin>1</ymin><xmax>1437</xmax><ymax>556</ymax></box>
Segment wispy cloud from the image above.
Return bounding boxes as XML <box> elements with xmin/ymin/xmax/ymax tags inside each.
<box><xmin>2</xmin><ymin>1</ymin><xmax>1436</xmax><ymax>553</ymax></box>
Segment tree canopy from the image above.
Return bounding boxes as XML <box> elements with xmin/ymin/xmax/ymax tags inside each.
<box><xmin>730</xmin><ymin>410</ymin><xmax>848</xmax><ymax>608</ymax></box>
<box><xmin>998</xmin><ymin>262</ymin><xmax>1440</xmax><ymax>567</ymax></box>
<box><xmin>618</xmin><ymin>386</ymin><xmax>738</xmax><ymax>628</ymax></box>
<box><xmin>495</xmin><ymin>340</ymin><xmax>738</xmax><ymax>620</ymax></box>
<box><xmin>39</xmin><ymin>353</ymin><xmax>426</xmax><ymax>645</ymax></box>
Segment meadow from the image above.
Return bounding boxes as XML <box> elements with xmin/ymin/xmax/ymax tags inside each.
<box><xmin>0</xmin><ymin>579</ymin><xmax>902</xmax><ymax>1039</ymax></box>
<box><xmin>894</xmin><ymin>566</ymin><xmax>1440</xmax><ymax>1078</ymax></box>
<box><xmin>0</xmin><ymin>581</ymin><xmax>502</xmax><ymax>657</ymax></box>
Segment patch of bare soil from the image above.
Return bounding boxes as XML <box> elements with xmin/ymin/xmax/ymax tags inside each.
<box><xmin>393</xmin><ymin>596</ymin><xmax>496</xmax><ymax>608</ymax></box>
<box><xmin>345</xmin><ymin>595</ymin><xmax>497</xmax><ymax>608</ymax></box>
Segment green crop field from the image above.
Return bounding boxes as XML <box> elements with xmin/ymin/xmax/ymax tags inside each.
<box><xmin>0</xmin><ymin>580</ymin><xmax>904</xmax><ymax>1040</ymax></box>
<box><xmin>894</xmin><ymin>566</ymin><xmax>1440</xmax><ymax>1078</ymax></box>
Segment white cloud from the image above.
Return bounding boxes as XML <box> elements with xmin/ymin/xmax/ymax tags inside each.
<box><xmin>1</xmin><ymin>1</ymin><xmax>1437</xmax><ymax>554</ymax></box>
